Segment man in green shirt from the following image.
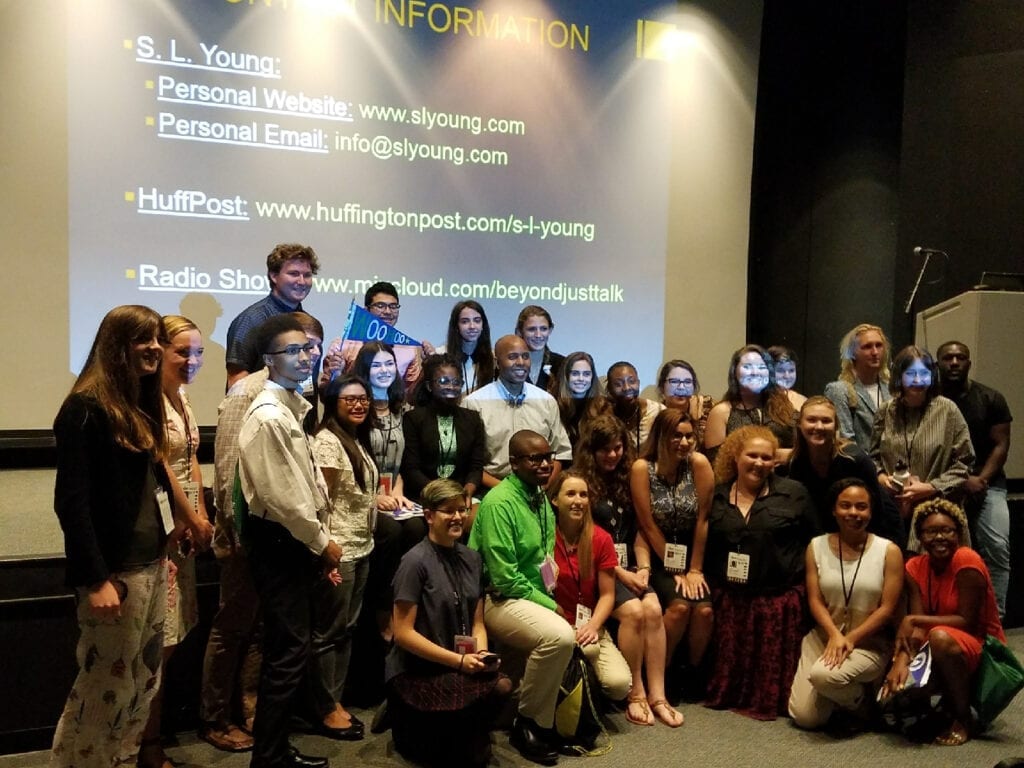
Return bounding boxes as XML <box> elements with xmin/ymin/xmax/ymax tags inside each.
<box><xmin>469</xmin><ymin>430</ymin><xmax>574</xmax><ymax>766</ymax></box>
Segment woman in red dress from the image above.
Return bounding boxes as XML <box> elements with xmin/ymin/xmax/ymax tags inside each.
<box><xmin>880</xmin><ymin>498</ymin><xmax>1005</xmax><ymax>746</ymax></box>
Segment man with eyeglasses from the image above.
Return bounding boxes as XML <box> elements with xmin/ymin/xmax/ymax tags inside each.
<box><xmin>464</xmin><ymin>335</ymin><xmax>572</xmax><ymax>489</ymax></box>
<box><xmin>936</xmin><ymin>340</ymin><xmax>1013</xmax><ymax>618</ymax></box>
<box><xmin>226</xmin><ymin>243</ymin><xmax>320</xmax><ymax>389</ymax></box>
<box><xmin>469</xmin><ymin>430</ymin><xmax>575</xmax><ymax>766</ymax></box>
<box><xmin>199</xmin><ymin>312</ymin><xmax>323</xmax><ymax>753</ymax></box>
<box><xmin>237</xmin><ymin>314</ymin><xmax>342</xmax><ymax>768</ymax></box>
<box><xmin>325</xmin><ymin>281</ymin><xmax>434</xmax><ymax>392</ymax></box>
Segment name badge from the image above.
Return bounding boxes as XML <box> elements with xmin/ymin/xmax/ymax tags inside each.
<box><xmin>180</xmin><ymin>480</ymin><xmax>200</xmax><ymax>515</ymax></box>
<box><xmin>727</xmin><ymin>552</ymin><xmax>751</xmax><ymax>584</ymax></box>
<box><xmin>155</xmin><ymin>488</ymin><xmax>174</xmax><ymax>535</ymax></box>
<box><xmin>575</xmin><ymin>603</ymin><xmax>593</xmax><ymax>629</ymax></box>
<box><xmin>539</xmin><ymin>555</ymin><xmax>558</xmax><ymax>593</ymax></box>
<box><xmin>454</xmin><ymin>634</ymin><xmax>477</xmax><ymax>654</ymax></box>
<box><xmin>664</xmin><ymin>543</ymin><xmax>688</xmax><ymax>573</ymax></box>
<box><xmin>614</xmin><ymin>542</ymin><xmax>628</xmax><ymax>569</ymax></box>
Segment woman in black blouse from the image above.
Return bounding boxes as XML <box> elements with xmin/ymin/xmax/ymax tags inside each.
<box><xmin>402</xmin><ymin>354</ymin><xmax>486</xmax><ymax>517</ymax></box>
<box><xmin>704</xmin><ymin>426</ymin><xmax>818</xmax><ymax>720</ymax></box>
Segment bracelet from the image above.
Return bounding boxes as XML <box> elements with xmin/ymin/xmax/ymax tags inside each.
<box><xmin>635</xmin><ymin>565</ymin><xmax>651</xmax><ymax>572</ymax></box>
<box><xmin>459</xmin><ymin>653</ymin><xmax>465</xmax><ymax>671</ymax></box>
<box><xmin>688</xmin><ymin>569</ymin><xmax>703</xmax><ymax>575</ymax></box>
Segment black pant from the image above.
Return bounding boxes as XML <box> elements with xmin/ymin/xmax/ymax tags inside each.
<box><xmin>246</xmin><ymin>517</ymin><xmax>319</xmax><ymax>768</ymax></box>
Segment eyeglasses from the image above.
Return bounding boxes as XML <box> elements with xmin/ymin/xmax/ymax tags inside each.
<box><xmin>267</xmin><ymin>343</ymin><xmax>315</xmax><ymax>356</ymax></box>
<box><xmin>434</xmin><ymin>506</ymin><xmax>469</xmax><ymax>516</ymax></box>
<box><xmin>665</xmin><ymin>378</ymin><xmax>695</xmax><ymax>393</ymax></box>
<box><xmin>339</xmin><ymin>395</ymin><xmax>370</xmax><ymax>406</ymax></box>
<box><xmin>435</xmin><ymin>376</ymin><xmax>464</xmax><ymax>387</ymax></box>
<box><xmin>920</xmin><ymin>526</ymin><xmax>958</xmax><ymax>539</ymax></box>
<box><xmin>370</xmin><ymin>301</ymin><xmax>400</xmax><ymax>312</ymax></box>
<box><xmin>512</xmin><ymin>452</ymin><xmax>555</xmax><ymax>465</ymax></box>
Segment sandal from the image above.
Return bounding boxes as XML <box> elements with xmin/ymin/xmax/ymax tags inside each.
<box><xmin>199</xmin><ymin>724</ymin><xmax>254</xmax><ymax>752</ymax></box>
<box><xmin>934</xmin><ymin>720</ymin><xmax>969</xmax><ymax>746</ymax></box>
<box><xmin>626</xmin><ymin>695</ymin><xmax>654</xmax><ymax>726</ymax></box>
<box><xmin>649</xmin><ymin>699</ymin><xmax>684</xmax><ymax>728</ymax></box>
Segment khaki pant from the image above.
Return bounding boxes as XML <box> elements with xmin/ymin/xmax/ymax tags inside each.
<box><xmin>787</xmin><ymin>627</ymin><xmax>888</xmax><ymax>729</ymax></box>
<box><xmin>484</xmin><ymin>595</ymin><xmax>575</xmax><ymax>728</ymax></box>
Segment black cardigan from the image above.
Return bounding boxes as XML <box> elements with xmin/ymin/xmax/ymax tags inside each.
<box><xmin>53</xmin><ymin>393</ymin><xmax>173</xmax><ymax>587</ymax></box>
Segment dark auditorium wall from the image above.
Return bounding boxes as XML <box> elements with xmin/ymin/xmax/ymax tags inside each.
<box><xmin>746</xmin><ymin>0</ymin><xmax>907</xmax><ymax>396</ymax></box>
<box><xmin>749</xmin><ymin>1</ymin><xmax>1024</xmax><ymax>390</ymax></box>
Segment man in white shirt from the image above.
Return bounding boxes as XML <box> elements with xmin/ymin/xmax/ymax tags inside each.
<box><xmin>464</xmin><ymin>335</ymin><xmax>571</xmax><ymax>488</ymax></box>
<box><xmin>238</xmin><ymin>314</ymin><xmax>342</xmax><ymax>768</ymax></box>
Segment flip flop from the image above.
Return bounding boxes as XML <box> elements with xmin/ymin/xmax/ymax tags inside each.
<box><xmin>649</xmin><ymin>699</ymin><xmax>684</xmax><ymax>728</ymax></box>
<box><xmin>626</xmin><ymin>695</ymin><xmax>654</xmax><ymax>726</ymax></box>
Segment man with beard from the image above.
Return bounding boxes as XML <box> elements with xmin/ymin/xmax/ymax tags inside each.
<box><xmin>464</xmin><ymin>335</ymin><xmax>571</xmax><ymax>489</ymax></box>
<box><xmin>937</xmin><ymin>340</ymin><xmax>1012</xmax><ymax>617</ymax></box>
<box><xmin>469</xmin><ymin>430</ymin><xmax>575</xmax><ymax>766</ymax></box>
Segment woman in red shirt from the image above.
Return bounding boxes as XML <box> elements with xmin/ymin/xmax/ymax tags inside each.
<box><xmin>549</xmin><ymin>471</ymin><xmax>632</xmax><ymax>707</ymax></box>
<box><xmin>880</xmin><ymin>498</ymin><xmax>1005</xmax><ymax>746</ymax></box>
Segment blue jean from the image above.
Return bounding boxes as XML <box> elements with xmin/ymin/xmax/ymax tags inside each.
<box><xmin>972</xmin><ymin>487</ymin><xmax>1011</xmax><ymax>618</ymax></box>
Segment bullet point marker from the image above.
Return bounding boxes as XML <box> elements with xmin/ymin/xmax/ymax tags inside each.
<box><xmin>125</xmin><ymin>269</ymin><xmax>137</xmax><ymax>279</ymax></box>
<box><xmin>125</xmin><ymin>191</ymin><xmax>136</xmax><ymax>202</ymax></box>
<box><xmin>145</xmin><ymin>80</ymin><xmax>154</xmax><ymax>89</ymax></box>
<box><xmin>145</xmin><ymin>116</ymin><xmax>155</xmax><ymax>126</ymax></box>
<box><xmin>124</xmin><ymin>39</ymin><xmax>133</xmax><ymax>49</ymax></box>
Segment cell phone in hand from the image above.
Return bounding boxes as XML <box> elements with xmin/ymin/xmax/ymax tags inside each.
<box><xmin>480</xmin><ymin>652</ymin><xmax>500</xmax><ymax>668</ymax></box>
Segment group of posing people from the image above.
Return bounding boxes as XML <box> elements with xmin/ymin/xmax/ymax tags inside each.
<box><xmin>49</xmin><ymin>243</ymin><xmax>1013</xmax><ymax>768</ymax></box>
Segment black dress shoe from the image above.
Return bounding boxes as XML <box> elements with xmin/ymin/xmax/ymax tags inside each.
<box><xmin>286</xmin><ymin>746</ymin><xmax>328</xmax><ymax>768</ymax></box>
<box><xmin>347</xmin><ymin>714</ymin><xmax>364</xmax><ymax>730</ymax></box>
<box><xmin>510</xmin><ymin>716</ymin><xmax>558</xmax><ymax>766</ymax></box>
<box><xmin>314</xmin><ymin>721</ymin><xmax>364</xmax><ymax>741</ymax></box>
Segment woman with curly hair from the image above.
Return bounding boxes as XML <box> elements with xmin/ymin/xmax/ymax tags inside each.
<box><xmin>880</xmin><ymin>499</ymin><xmax>1005</xmax><ymax>746</ymax></box>
<box><xmin>703</xmin><ymin>345</ymin><xmax>796</xmax><ymax>463</ymax></box>
<box><xmin>576</xmin><ymin>415</ymin><xmax>676</xmax><ymax>726</ymax></box>
<box><xmin>704</xmin><ymin>426</ymin><xmax>818</xmax><ymax>719</ymax></box>
<box><xmin>823</xmin><ymin>323</ymin><xmax>892</xmax><ymax>451</ymax></box>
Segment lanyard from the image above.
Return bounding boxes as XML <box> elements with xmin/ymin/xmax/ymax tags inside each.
<box><xmin>529</xmin><ymin>490</ymin><xmax>550</xmax><ymax>552</ymax></box>
<box><xmin>437</xmin><ymin>547</ymin><xmax>470</xmax><ymax>636</ymax></box>
<box><xmin>898</xmin><ymin>402</ymin><xmax>920</xmax><ymax>470</ymax></box>
<box><xmin>838</xmin><ymin>536</ymin><xmax>866</xmax><ymax>623</ymax></box>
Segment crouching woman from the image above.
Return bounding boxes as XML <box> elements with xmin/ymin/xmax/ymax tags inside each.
<box><xmin>385</xmin><ymin>479</ymin><xmax>511</xmax><ymax>767</ymax></box>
